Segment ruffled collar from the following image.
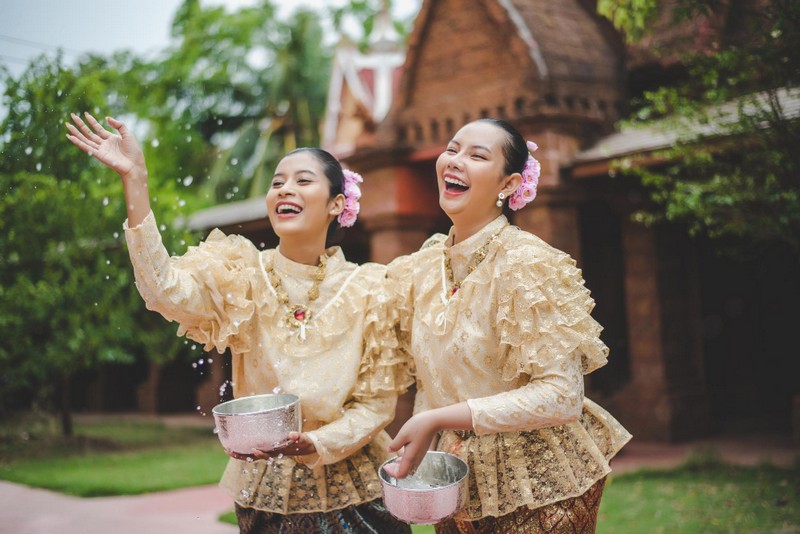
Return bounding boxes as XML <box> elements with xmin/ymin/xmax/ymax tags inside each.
<box><xmin>272</xmin><ymin>246</ymin><xmax>346</xmax><ymax>279</ymax></box>
<box><xmin>445</xmin><ymin>215</ymin><xmax>509</xmax><ymax>266</ymax></box>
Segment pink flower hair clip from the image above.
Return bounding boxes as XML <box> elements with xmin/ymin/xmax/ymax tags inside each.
<box><xmin>338</xmin><ymin>169</ymin><xmax>363</xmax><ymax>227</ymax></box>
<box><xmin>508</xmin><ymin>141</ymin><xmax>540</xmax><ymax>211</ymax></box>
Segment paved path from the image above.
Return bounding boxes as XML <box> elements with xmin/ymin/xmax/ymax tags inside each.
<box><xmin>0</xmin><ymin>482</ymin><xmax>236</xmax><ymax>534</ymax></box>
<box><xmin>1</xmin><ymin>434</ymin><xmax>796</xmax><ymax>534</ymax></box>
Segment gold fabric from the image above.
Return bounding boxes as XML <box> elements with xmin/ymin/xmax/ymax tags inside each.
<box><xmin>387</xmin><ymin>215</ymin><xmax>631</xmax><ymax>521</ymax></box>
<box><xmin>125</xmin><ymin>211</ymin><xmax>413</xmax><ymax>513</ymax></box>
<box><xmin>436</xmin><ymin>477</ymin><xmax>606</xmax><ymax>533</ymax></box>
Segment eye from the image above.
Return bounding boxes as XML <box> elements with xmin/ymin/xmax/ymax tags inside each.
<box><xmin>445</xmin><ymin>147</ymin><xmax>457</xmax><ymax>154</ymax></box>
<box><xmin>271</xmin><ymin>179</ymin><xmax>284</xmax><ymax>188</ymax></box>
<box><xmin>472</xmin><ymin>154</ymin><xmax>487</xmax><ymax>160</ymax></box>
<box><xmin>298</xmin><ymin>177</ymin><xmax>311</xmax><ymax>184</ymax></box>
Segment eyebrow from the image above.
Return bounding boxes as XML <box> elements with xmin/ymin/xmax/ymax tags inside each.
<box><xmin>272</xmin><ymin>169</ymin><xmax>319</xmax><ymax>178</ymax></box>
<box><xmin>449</xmin><ymin>140</ymin><xmax>492</xmax><ymax>152</ymax></box>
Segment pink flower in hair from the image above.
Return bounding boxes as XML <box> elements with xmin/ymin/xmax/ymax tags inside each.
<box><xmin>338</xmin><ymin>169</ymin><xmax>363</xmax><ymax>227</ymax></box>
<box><xmin>508</xmin><ymin>140</ymin><xmax>540</xmax><ymax>211</ymax></box>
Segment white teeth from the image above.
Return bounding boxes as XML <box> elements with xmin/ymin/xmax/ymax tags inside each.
<box><xmin>277</xmin><ymin>204</ymin><xmax>301</xmax><ymax>214</ymax></box>
<box><xmin>445</xmin><ymin>177</ymin><xmax>469</xmax><ymax>188</ymax></box>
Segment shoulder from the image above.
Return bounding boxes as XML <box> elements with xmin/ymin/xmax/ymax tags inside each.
<box><xmin>185</xmin><ymin>229</ymin><xmax>260</xmax><ymax>265</ymax></box>
<box><xmin>499</xmin><ymin>225</ymin><xmax>575</xmax><ymax>268</ymax></box>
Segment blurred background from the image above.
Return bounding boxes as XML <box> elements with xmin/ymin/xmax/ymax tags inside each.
<box><xmin>1</xmin><ymin>1</ymin><xmax>798</xmax><ymax>531</ymax></box>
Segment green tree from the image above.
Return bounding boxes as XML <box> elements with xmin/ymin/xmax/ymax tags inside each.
<box><xmin>0</xmin><ymin>55</ymin><xmax>193</xmax><ymax>436</ymax></box>
<box><xmin>598</xmin><ymin>0</ymin><xmax>800</xmax><ymax>255</ymax></box>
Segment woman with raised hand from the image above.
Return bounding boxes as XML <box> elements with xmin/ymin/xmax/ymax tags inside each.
<box><xmin>385</xmin><ymin>118</ymin><xmax>631</xmax><ymax>533</ymax></box>
<box><xmin>66</xmin><ymin>112</ymin><xmax>412</xmax><ymax>534</ymax></box>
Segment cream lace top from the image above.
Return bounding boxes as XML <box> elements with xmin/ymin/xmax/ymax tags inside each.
<box><xmin>388</xmin><ymin>215</ymin><xmax>631</xmax><ymax>520</ymax></box>
<box><xmin>125</xmin><ymin>211</ymin><xmax>412</xmax><ymax>514</ymax></box>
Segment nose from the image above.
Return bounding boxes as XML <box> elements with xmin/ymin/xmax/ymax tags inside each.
<box><xmin>447</xmin><ymin>151</ymin><xmax>465</xmax><ymax>170</ymax></box>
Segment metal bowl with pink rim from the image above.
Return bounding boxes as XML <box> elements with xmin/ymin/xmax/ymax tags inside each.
<box><xmin>379</xmin><ymin>451</ymin><xmax>469</xmax><ymax>525</ymax></box>
<box><xmin>212</xmin><ymin>393</ymin><xmax>301</xmax><ymax>455</ymax></box>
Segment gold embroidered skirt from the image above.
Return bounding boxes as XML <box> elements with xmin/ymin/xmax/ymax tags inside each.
<box><xmin>435</xmin><ymin>477</ymin><xmax>606</xmax><ymax>534</ymax></box>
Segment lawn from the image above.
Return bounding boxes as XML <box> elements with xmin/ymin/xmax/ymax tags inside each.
<box><xmin>0</xmin><ymin>413</ymin><xmax>228</xmax><ymax>496</ymax></box>
<box><xmin>2</xmin><ymin>415</ymin><xmax>798</xmax><ymax>532</ymax></box>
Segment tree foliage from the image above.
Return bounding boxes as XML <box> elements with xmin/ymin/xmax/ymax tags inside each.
<box><xmin>599</xmin><ymin>0</ymin><xmax>800</xmax><ymax>255</ymax></box>
<box><xmin>0</xmin><ymin>55</ymin><xmax>192</xmax><ymax>433</ymax></box>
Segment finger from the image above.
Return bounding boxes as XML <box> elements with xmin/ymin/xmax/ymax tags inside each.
<box><xmin>83</xmin><ymin>112</ymin><xmax>112</xmax><ymax>139</ymax></box>
<box><xmin>71</xmin><ymin>113</ymin><xmax>104</xmax><ymax>145</ymax></box>
<box><xmin>65</xmin><ymin>123</ymin><xmax>99</xmax><ymax>150</ymax></box>
<box><xmin>66</xmin><ymin>133</ymin><xmax>98</xmax><ymax>157</ymax></box>
<box><xmin>106</xmin><ymin>116</ymin><xmax>131</xmax><ymax>138</ymax></box>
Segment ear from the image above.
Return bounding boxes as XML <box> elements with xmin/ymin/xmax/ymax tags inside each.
<box><xmin>501</xmin><ymin>172</ymin><xmax>522</xmax><ymax>198</ymax></box>
<box><xmin>328</xmin><ymin>193</ymin><xmax>345</xmax><ymax>218</ymax></box>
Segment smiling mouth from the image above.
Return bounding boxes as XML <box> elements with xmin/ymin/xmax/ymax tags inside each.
<box><xmin>276</xmin><ymin>203</ymin><xmax>303</xmax><ymax>215</ymax></box>
<box><xmin>444</xmin><ymin>176</ymin><xmax>470</xmax><ymax>193</ymax></box>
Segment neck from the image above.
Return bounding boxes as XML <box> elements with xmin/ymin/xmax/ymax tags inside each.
<box><xmin>277</xmin><ymin>236</ymin><xmax>328</xmax><ymax>266</ymax></box>
<box><xmin>450</xmin><ymin>210</ymin><xmax>501</xmax><ymax>245</ymax></box>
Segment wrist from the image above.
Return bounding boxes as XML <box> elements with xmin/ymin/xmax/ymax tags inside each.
<box><xmin>121</xmin><ymin>165</ymin><xmax>148</xmax><ymax>184</ymax></box>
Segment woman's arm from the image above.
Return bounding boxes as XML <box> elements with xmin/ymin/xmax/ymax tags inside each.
<box><xmin>384</xmin><ymin>354</ymin><xmax>584</xmax><ymax>479</ymax></box>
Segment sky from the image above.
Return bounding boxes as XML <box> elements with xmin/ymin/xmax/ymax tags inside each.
<box><xmin>0</xmin><ymin>0</ymin><xmax>421</xmax><ymax>97</ymax></box>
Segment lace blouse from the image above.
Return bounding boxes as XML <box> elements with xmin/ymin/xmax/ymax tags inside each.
<box><xmin>125</xmin><ymin>211</ymin><xmax>412</xmax><ymax>513</ymax></box>
<box><xmin>388</xmin><ymin>215</ymin><xmax>631</xmax><ymax>520</ymax></box>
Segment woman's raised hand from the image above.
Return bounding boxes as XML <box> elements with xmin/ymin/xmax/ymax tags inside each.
<box><xmin>66</xmin><ymin>112</ymin><xmax>145</xmax><ymax>179</ymax></box>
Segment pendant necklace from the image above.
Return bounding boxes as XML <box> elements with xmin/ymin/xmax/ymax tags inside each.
<box><xmin>264</xmin><ymin>254</ymin><xmax>327</xmax><ymax>342</ymax></box>
<box><xmin>437</xmin><ymin>224</ymin><xmax>507</xmax><ymax>326</ymax></box>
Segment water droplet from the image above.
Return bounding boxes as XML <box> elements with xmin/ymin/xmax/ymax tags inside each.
<box><xmin>102</xmin><ymin>196</ymin><xmax>109</xmax><ymax>206</ymax></box>
<box><xmin>182</xmin><ymin>175</ymin><xmax>194</xmax><ymax>186</ymax></box>
<box><xmin>24</xmin><ymin>147</ymin><xmax>32</xmax><ymax>155</ymax></box>
<box><xmin>231</xmin><ymin>158</ymin><xmax>238</xmax><ymax>166</ymax></box>
<box><xmin>178</xmin><ymin>199</ymin><xmax>186</xmax><ymax>207</ymax></box>
<box><xmin>272</xmin><ymin>386</ymin><xmax>282</xmax><ymax>395</ymax></box>
<box><xmin>213</xmin><ymin>427</ymin><xmax>220</xmax><ymax>434</ymax></box>
<box><xmin>113</xmin><ymin>232</ymin><xmax>119</xmax><ymax>239</ymax></box>
<box><xmin>35</xmin><ymin>162</ymin><xmax>42</xmax><ymax>172</ymax></box>
<box><xmin>151</xmin><ymin>139</ymin><xmax>160</xmax><ymax>148</ymax></box>
<box><xmin>57</xmin><ymin>89</ymin><xmax>63</xmax><ymax>97</ymax></box>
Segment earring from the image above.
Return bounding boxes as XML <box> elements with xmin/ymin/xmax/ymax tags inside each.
<box><xmin>496</xmin><ymin>192</ymin><xmax>505</xmax><ymax>207</ymax></box>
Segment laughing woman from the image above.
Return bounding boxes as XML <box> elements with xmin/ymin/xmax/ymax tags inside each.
<box><xmin>66</xmin><ymin>113</ymin><xmax>412</xmax><ymax>534</ymax></box>
<box><xmin>385</xmin><ymin>118</ymin><xmax>631</xmax><ymax>533</ymax></box>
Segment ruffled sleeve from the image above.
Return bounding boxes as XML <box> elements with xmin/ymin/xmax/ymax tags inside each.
<box><xmin>124</xmin><ymin>211</ymin><xmax>257</xmax><ymax>355</ymax></box>
<box><xmin>386</xmin><ymin>253</ymin><xmax>416</xmax><ymax>350</ymax></box>
<box><xmin>495</xmin><ymin>232</ymin><xmax>609</xmax><ymax>379</ymax></box>
<box><xmin>467</xmin><ymin>231</ymin><xmax>609</xmax><ymax>436</ymax></box>
<box><xmin>302</xmin><ymin>264</ymin><xmax>413</xmax><ymax>467</ymax></box>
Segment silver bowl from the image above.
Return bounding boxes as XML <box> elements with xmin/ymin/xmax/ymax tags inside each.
<box><xmin>212</xmin><ymin>393</ymin><xmax>301</xmax><ymax>455</ymax></box>
<box><xmin>379</xmin><ymin>451</ymin><xmax>469</xmax><ymax>524</ymax></box>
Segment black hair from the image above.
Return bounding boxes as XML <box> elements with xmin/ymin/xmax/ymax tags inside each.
<box><xmin>284</xmin><ymin>147</ymin><xmax>346</xmax><ymax>247</ymax></box>
<box><xmin>474</xmin><ymin>118</ymin><xmax>528</xmax><ymax>176</ymax></box>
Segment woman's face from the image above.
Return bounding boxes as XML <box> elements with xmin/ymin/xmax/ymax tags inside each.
<box><xmin>435</xmin><ymin>121</ymin><xmax>513</xmax><ymax>224</ymax></box>
<box><xmin>266</xmin><ymin>152</ymin><xmax>341</xmax><ymax>241</ymax></box>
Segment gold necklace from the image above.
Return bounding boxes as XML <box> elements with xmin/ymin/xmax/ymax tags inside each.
<box><xmin>443</xmin><ymin>225</ymin><xmax>507</xmax><ymax>298</ymax></box>
<box><xmin>265</xmin><ymin>254</ymin><xmax>327</xmax><ymax>341</ymax></box>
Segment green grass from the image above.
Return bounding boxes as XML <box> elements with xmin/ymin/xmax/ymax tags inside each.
<box><xmin>598</xmin><ymin>456</ymin><xmax>800</xmax><ymax>533</ymax></box>
<box><xmin>0</xmin><ymin>413</ymin><xmax>228</xmax><ymax>496</ymax></box>
<box><xmin>218</xmin><ymin>509</ymin><xmax>436</xmax><ymax>532</ymax></box>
